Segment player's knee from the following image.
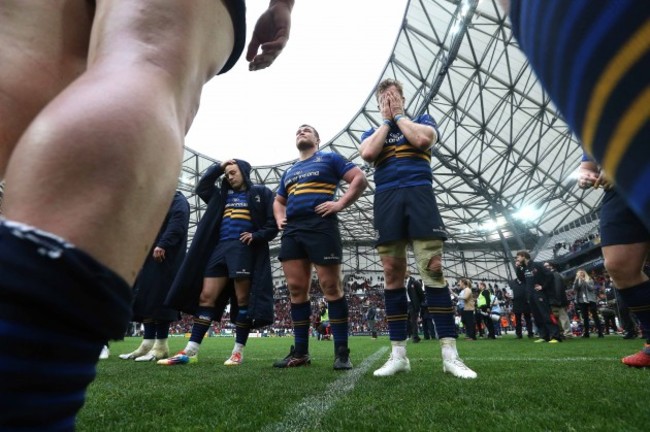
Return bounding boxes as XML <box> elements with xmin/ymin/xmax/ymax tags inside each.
<box><xmin>423</xmin><ymin>254</ymin><xmax>444</xmax><ymax>286</ymax></box>
<box><xmin>605</xmin><ymin>257</ymin><xmax>640</xmax><ymax>288</ymax></box>
<box><xmin>320</xmin><ymin>278</ymin><xmax>342</xmax><ymax>299</ymax></box>
<box><xmin>198</xmin><ymin>291</ymin><xmax>215</xmax><ymax>306</ymax></box>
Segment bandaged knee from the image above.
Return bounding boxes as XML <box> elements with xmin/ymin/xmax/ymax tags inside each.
<box><xmin>413</xmin><ymin>239</ymin><xmax>445</xmax><ymax>287</ymax></box>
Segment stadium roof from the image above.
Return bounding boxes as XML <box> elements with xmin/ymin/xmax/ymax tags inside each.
<box><xmin>180</xmin><ymin>0</ymin><xmax>603</xmax><ymax>282</ymax></box>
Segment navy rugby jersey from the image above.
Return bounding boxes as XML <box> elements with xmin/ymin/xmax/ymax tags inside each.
<box><xmin>277</xmin><ymin>151</ymin><xmax>355</xmax><ymax>220</ymax></box>
<box><xmin>219</xmin><ymin>190</ymin><xmax>254</xmax><ymax>241</ymax></box>
<box><xmin>361</xmin><ymin>113</ymin><xmax>439</xmax><ymax>194</ymax></box>
<box><xmin>509</xmin><ymin>0</ymin><xmax>649</xmax><ymax>222</ymax></box>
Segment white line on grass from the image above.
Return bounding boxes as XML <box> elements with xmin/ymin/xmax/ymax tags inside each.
<box><xmin>406</xmin><ymin>356</ymin><xmax>619</xmax><ymax>362</ymax></box>
<box><xmin>467</xmin><ymin>356</ymin><xmax>620</xmax><ymax>362</ymax></box>
<box><xmin>261</xmin><ymin>346</ymin><xmax>389</xmax><ymax>432</ymax></box>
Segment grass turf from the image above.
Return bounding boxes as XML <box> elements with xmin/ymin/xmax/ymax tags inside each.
<box><xmin>78</xmin><ymin>335</ymin><xmax>650</xmax><ymax>431</ymax></box>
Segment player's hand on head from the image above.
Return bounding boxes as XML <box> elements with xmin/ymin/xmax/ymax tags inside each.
<box><xmin>221</xmin><ymin>159</ymin><xmax>236</xmax><ymax>169</ymax></box>
<box><xmin>247</xmin><ymin>1</ymin><xmax>293</xmax><ymax>71</ymax></box>
<box><xmin>379</xmin><ymin>95</ymin><xmax>392</xmax><ymax>120</ymax></box>
<box><xmin>388</xmin><ymin>92</ymin><xmax>404</xmax><ymax>118</ymax></box>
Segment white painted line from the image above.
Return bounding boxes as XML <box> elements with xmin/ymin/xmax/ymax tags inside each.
<box><xmin>262</xmin><ymin>347</ymin><xmax>389</xmax><ymax>432</ymax></box>
<box><xmin>406</xmin><ymin>356</ymin><xmax>618</xmax><ymax>362</ymax></box>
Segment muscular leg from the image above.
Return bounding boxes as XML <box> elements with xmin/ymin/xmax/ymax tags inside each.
<box><xmin>603</xmin><ymin>243</ymin><xmax>649</xmax><ymax>290</ymax></box>
<box><xmin>0</xmin><ymin>1</ymin><xmax>235</xmax><ymax>426</ymax></box>
<box><xmin>183</xmin><ymin>276</ymin><xmax>228</xmax><ymax>355</ymax></box>
<box><xmin>0</xmin><ymin>1</ymin><xmax>91</xmax><ymax>176</ymax></box>
<box><xmin>315</xmin><ymin>263</ymin><xmax>350</xmax><ymax>360</ymax></box>
<box><xmin>231</xmin><ymin>278</ymin><xmax>252</xmax><ymax>359</ymax></box>
<box><xmin>413</xmin><ymin>239</ymin><xmax>456</xmax><ymax>339</ymax></box>
<box><xmin>282</xmin><ymin>259</ymin><xmax>312</xmax><ymax>356</ymax></box>
<box><xmin>3</xmin><ymin>0</ymin><xmax>235</xmax><ymax>283</ymax></box>
<box><xmin>315</xmin><ymin>263</ymin><xmax>343</xmax><ymax>300</ymax></box>
<box><xmin>380</xmin><ymin>257</ymin><xmax>408</xmax><ymax>289</ymax></box>
<box><xmin>377</xmin><ymin>241</ymin><xmax>409</xmax><ymax>342</ymax></box>
<box><xmin>412</xmin><ymin>239</ymin><xmax>475</xmax><ymax>377</ymax></box>
<box><xmin>603</xmin><ymin>243</ymin><xmax>650</xmax><ymax>338</ymax></box>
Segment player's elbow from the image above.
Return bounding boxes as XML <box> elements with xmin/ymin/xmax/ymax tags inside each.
<box><xmin>412</xmin><ymin>135</ymin><xmax>435</xmax><ymax>151</ymax></box>
<box><xmin>359</xmin><ymin>146</ymin><xmax>378</xmax><ymax>163</ymax></box>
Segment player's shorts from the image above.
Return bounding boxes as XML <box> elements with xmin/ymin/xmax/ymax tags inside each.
<box><xmin>0</xmin><ymin>220</ymin><xmax>132</xmax><ymax>341</ymax></box>
<box><xmin>279</xmin><ymin>216</ymin><xmax>342</xmax><ymax>265</ymax></box>
<box><xmin>373</xmin><ymin>185</ymin><xmax>447</xmax><ymax>246</ymax></box>
<box><xmin>204</xmin><ymin>239</ymin><xmax>252</xmax><ymax>278</ymax></box>
<box><xmin>219</xmin><ymin>0</ymin><xmax>246</xmax><ymax>75</ymax></box>
<box><xmin>600</xmin><ymin>189</ymin><xmax>650</xmax><ymax>247</ymax></box>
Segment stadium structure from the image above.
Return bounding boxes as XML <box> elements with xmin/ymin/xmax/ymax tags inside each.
<box><xmin>177</xmin><ymin>0</ymin><xmax>603</xmax><ymax>284</ymax></box>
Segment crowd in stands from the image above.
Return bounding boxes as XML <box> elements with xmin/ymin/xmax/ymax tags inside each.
<box><xmin>552</xmin><ymin>230</ymin><xmax>601</xmax><ymax>258</ymax></box>
<box><xmin>154</xmin><ymin>265</ymin><xmax>641</xmax><ymax>341</ymax></box>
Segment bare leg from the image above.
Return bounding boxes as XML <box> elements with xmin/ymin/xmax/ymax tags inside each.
<box><xmin>2</xmin><ymin>0</ymin><xmax>234</xmax><ymax>283</ymax></box>
<box><xmin>0</xmin><ymin>1</ymin><xmax>91</xmax><ymax>176</ymax></box>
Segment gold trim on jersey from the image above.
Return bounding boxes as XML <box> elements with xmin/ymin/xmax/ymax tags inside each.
<box><xmin>582</xmin><ymin>21</ymin><xmax>650</xmax><ymax>179</ymax></box>
<box><xmin>375</xmin><ymin>144</ymin><xmax>431</xmax><ymax>167</ymax></box>
<box><xmin>223</xmin><ymin>208</ymin><xmax>252</xmax><ymax>220</ymax></box>
<box><xmin>287</xmin><ymin>181</ymin><xmax>336</xmax><ymax>196</ymax></box>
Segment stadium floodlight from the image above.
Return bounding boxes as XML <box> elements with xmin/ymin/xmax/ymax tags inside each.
<box><xmin>478</xmin><ymin>216</ymin><xmax>506</xmax><ymax>232</ymax></box>
<box><xmin>513</xmin><ymin>205</ymin><xmax>542</xmax><ymax>222</ymax></box>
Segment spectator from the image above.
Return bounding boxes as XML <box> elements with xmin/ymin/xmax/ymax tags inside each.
<box><xmin>572</xmin><ymin>269</ymin><xmax>604</xmax><ymax>338</ymax></box>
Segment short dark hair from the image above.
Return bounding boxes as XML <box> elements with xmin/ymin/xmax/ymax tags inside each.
<box><xmin>299</xmin><ymin>124</ymin><xmax>319</xmax><ymax>139</ymax></box>
<box><xmin>516</xmin><ymin>250</ymin><xmax>531</xmax><ymax>260</ymax></box>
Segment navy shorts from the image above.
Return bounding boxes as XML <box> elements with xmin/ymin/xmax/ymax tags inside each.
<box><xmin>0</xmin><ymin>220</ymin><xmax>132</xmax><ymax>340</ymax></box>
<box><xmin>204</xmin><ymin>239</ymin><xmax>252</xmax><ymax>278</ymax></box>
<box><xmin>279</xmin><ymin>217</ymin><xmax>342</xmax><ymax>265</ymax></box>
<box><xmin>219</xmin><ymin>0</ymin><xmax>246</xmax><ymax>75</ymax></box>
<box><xmin>600</xmin><ymin>189</ymin><xmax>650</xmax><ymax>247</ymax></box>
<box><xmin>373</xmin><ymin>185</ymin><xmax>447</xmax><ymax>245</ymax></box>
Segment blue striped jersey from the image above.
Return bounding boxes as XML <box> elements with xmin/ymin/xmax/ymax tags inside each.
<box><xmin>277</xmin><ymin>151</ymin><xmax>356</xmax><ymax>219</ymax></box>
<box><xmin>219</xmin><ymin>190</ymin><xmax>253</xmax><ymax>241</ymax></box>
<box><xmin>361</xmin><ymin>113</ymin><xmax>439</xmax><ymax>194</ymax></box>
<box><xmin>509</xmin><ymin>0</ymin><xmax>649</xmax><ymax>221</ymax></box>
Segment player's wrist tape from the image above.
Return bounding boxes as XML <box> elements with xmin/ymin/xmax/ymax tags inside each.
<box><xmin>382</xmin><ymin>119</ymin><xmax>394</xmax><ymax>128</ymax></box>
<box><xmin>394</xmin><ymin>114</ymin><xmax>409</xmax><ymax>122</ymax></box>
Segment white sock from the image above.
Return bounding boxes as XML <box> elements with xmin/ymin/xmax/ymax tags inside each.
<box><xmin>391</xmin><ymin>340</ymin><xmax>407</xmax><ymax>358</ymax></box>
<box><xmin>153</xmin><ymin>338</ymin><xmax>168</xmax><ymax>350</ymax></box>
<box><xmin>138</xmin><ymin>339</ymin><xmax>154</xmax><ymax>352</ymax></box>
<box><xmin>184</xmin><ymin>341</ymin><xmax>200</xmax><ymax>356</ymax></box>
<box><xmin>233</xmin><ymin>342</ymin><xmax>244</xmax><ymax>354</ymax></box>
<box><xmin>440</xmin><ymin>337</ymin><xmax>458</xmax><ymax>361</ymax></box>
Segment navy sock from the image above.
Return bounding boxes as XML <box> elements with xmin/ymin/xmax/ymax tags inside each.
<box><xmin>617</xmin><ymin>280</ymin><xmax>650</xmax><ymax>343</ymax></box>
<box><xmin>384</xmin><ymin>288</ymin><xmax>408</xmax><ymax>341</ymax></box>
<box><xmin>143</xmin><ymin>320</ymin><xmax>156</xmax><ymax>340</ymax></box>
<box><xmin>328</xmin><ymin>297</ymin><xmax>349</xmax><ymax>353</ymax></box>
<box><xmin>0</xmin><ymin>221</ymin><xmax>131</xmax><ymax>430</ymax></box>
<box><xmin>291</xmin><ymin>301</ymin><xmax>311</xmax><ymax>356</ymax></box>
<box><xmin>235</xmin><ymin>306</ymin><xmax>252</xmax><ymax>346</ymax></box>
<box><xmin>190</xmin><ymin>306</ymin><xmax>214</xmax><ymax>345</ymax></box>
<box><xmin>155</xmin><ymin>321</ymin><xmax>170</xmax><ymax>340</ymax></box>
<box><xmin>425</xmin><ymin>286</ymin><xmax>457</xmax><ymax>339</ymax></box>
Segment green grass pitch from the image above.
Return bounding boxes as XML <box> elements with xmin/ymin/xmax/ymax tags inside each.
<box><xmin>78</xmin><ymin>335</ymin><xmax>649</xmax><ymax>431</ymax></box>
